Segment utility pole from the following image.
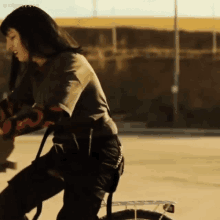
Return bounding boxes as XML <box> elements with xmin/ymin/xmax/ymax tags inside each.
<box><xmin>172</xmin><ymin>0</ymin><xmax>180</xmax><ymax>127</ymax></box>
<box><xmin>93</xmin><ymin>0</ymin><xmax>97</xmax><ymax>17</ymax></box>
<box><xmin>112</xmin><ymin>7</ymin><xmax>117</xmax><ymax>53</ymax></box>
<box><xmin>212</xmin><ymin>1</ymin><xmax>217</xmax><ymax>58</ymax></box>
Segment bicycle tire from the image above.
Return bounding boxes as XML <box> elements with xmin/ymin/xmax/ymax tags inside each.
<box><xmin>100</xmin><ymin>209</ymin><xmax>174</xmax><ymax>220</ymax></box>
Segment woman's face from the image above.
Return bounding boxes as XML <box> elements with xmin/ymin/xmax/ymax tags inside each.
<box><xmin>6</xmin><ymin>28</ymin><xmax>29</xmax><ymax>62</ymax></box>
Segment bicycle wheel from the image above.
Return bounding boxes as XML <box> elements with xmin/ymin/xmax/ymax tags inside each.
<box><xmin>100</xmin><ymin>209</ymin><xmax>174</xmax><ymax>220</ymax></box>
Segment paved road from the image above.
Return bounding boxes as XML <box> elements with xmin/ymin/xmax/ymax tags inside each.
<box><xmin>1</xmin><ymin>134</ymin><xmax>220</xmax><ymax>220</ymax></box>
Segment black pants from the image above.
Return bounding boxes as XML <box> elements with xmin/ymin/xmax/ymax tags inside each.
<box><xmin>0</xmin><ymin>135</ymin><xmax>121</xmax><ymax>220</ymax></box>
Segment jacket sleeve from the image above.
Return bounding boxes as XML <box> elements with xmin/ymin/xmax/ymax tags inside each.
<box><xmin>1</xmin><ymin>104</ymin><xmax>65</xmax><ymax>140</ymax></box>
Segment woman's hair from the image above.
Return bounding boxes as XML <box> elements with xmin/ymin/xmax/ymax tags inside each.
<box><xmin>0</xmin><ymin>5</ymin><xmax>82</xmax><ymax>91</ymax></box>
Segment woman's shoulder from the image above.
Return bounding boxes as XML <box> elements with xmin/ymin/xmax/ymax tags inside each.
<box><xmin>48</xmin><ymin>51</ymin><xmax>92</xmax><ymax>71</ymax></box>
<box><xmin>45</xmin><ymin>51</ymin><xmax>96</xmax><ymax>85</ymax></box>
<box><xmin>49</xmin><ymin>51</ymin><xmax>84</xmax><ymax>63</ymax></box>
<box><xmin>55</xmin><ymin>51</ymin><xmax>96</xmax><ymax>77</ymax></box>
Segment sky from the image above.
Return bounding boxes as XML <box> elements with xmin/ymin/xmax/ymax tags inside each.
<box><xmin>0</xmin><ymin>0</ymin><xmax>220</xmax><ymax>19</ymax></box>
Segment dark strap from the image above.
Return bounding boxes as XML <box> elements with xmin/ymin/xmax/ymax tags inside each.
<box><xmin>32</xmin><ymin>204</ymin><xmax>42</xmax><ymax>220</ymax></box>
<box><xmin>34</xmin><ymin>126</ymin><xmax>55</xmax><ymax>161</ymax></box>
<box><xmin>107</xmin><ymin>155</ymin><xmax>124</xmax><ymax>220</ymax></box>
<box><xmin>106</xmin><ymin>135</ymin><xmax>124</xmax><ymax>220</ymax></box>
<box><xmin>107</xmin><ymin>193</ymin><xmax>113</xmax><ymax>220</ymax></box>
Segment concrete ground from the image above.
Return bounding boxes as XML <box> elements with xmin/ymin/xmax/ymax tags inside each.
<box><xmin>1</xmin><ymin>134</ymin><xmax>220</xmax><ymax>220</ymax></box>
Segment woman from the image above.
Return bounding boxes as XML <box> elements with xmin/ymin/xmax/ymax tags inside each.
<box><xmin>0</xmin><ymin>5</ymin><xmax>123</xmax><ymax>220</ymax></box>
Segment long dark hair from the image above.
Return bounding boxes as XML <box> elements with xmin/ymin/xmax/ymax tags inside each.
<box><xmin>0</xmin><ymin>5</ymin><xmax>82</xmax><ymax>91</ymax></box>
